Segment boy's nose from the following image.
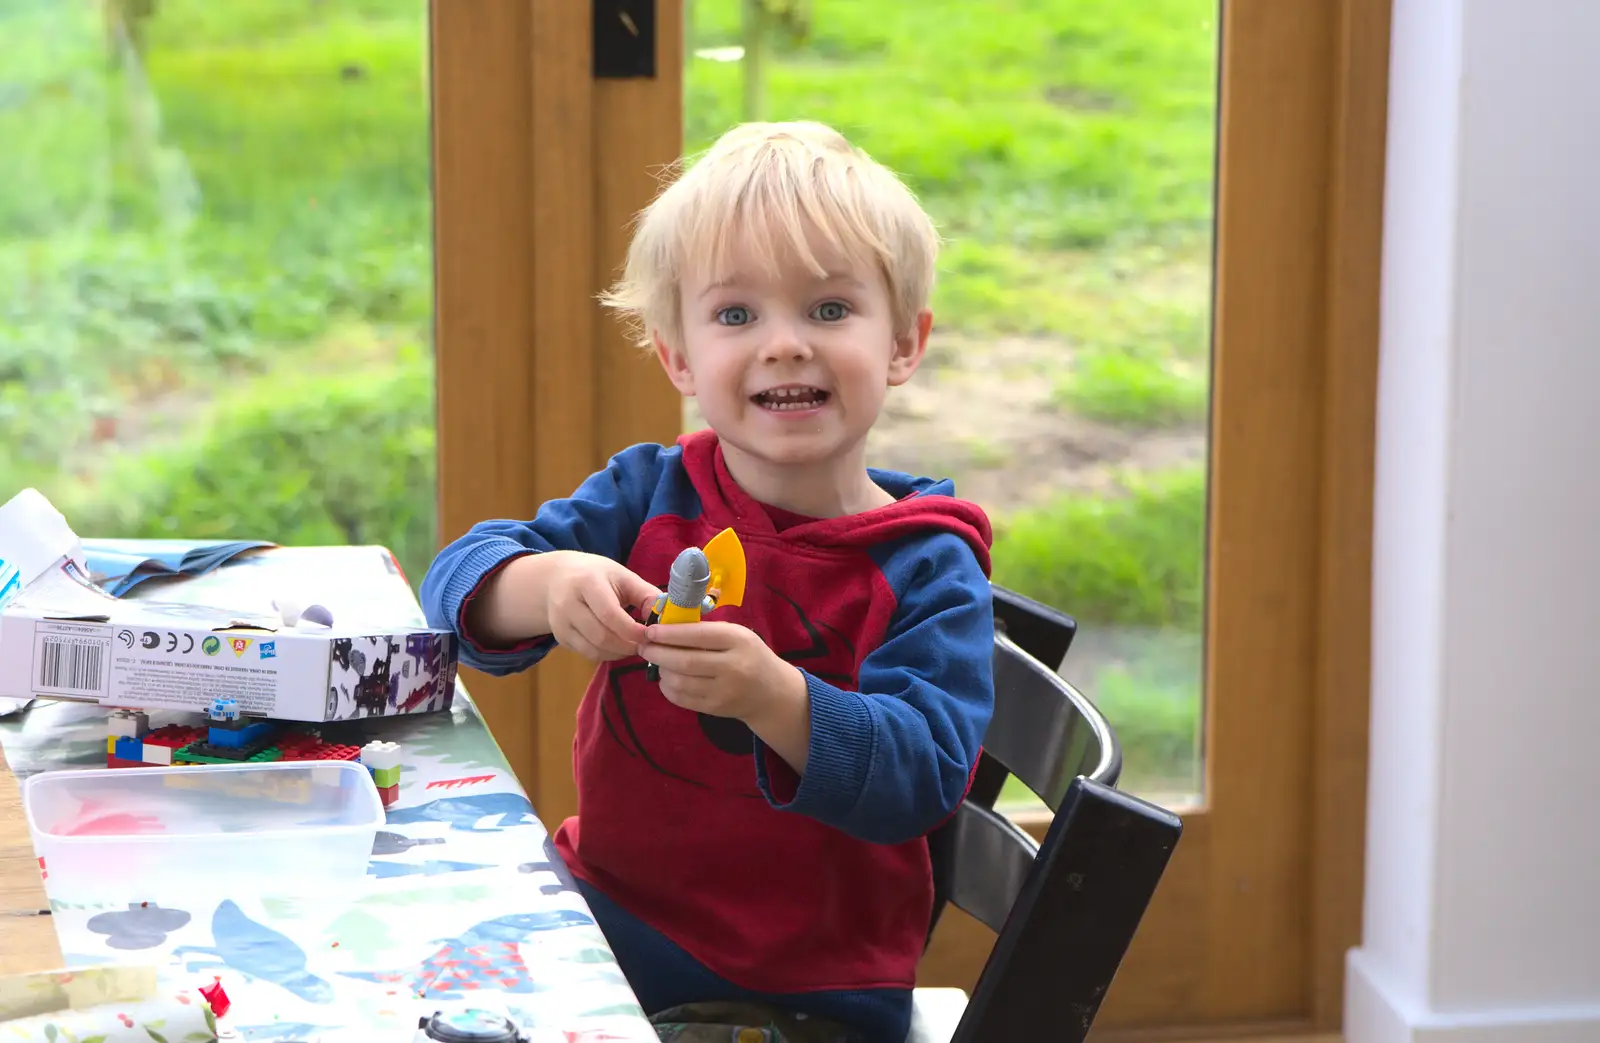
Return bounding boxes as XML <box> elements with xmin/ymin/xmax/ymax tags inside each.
<box><xmin>758</xmin><ymin>322</ymin><xmax>812</xmax><ymax>363</ymax></box>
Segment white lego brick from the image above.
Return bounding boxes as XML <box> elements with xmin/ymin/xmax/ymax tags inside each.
<box><xmin>107</xmin><ymin>710</ymin><xmax>149</xmax><ymax>739</ymax></box>
<box><xmin>142</xmin><ymin>743</ymin><xmax>172</xmax><ymax>766</ymax></box>
<box><xmin>360</xmin><ymin>740</ymin><xmax>401</xmax><ymax>772</ymax></box>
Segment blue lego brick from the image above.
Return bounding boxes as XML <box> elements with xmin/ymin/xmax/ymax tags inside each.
<box><xmin>113</xmin><ymin>735</ymin><xmax>144</xmax><ymax>762</ymax></box>
<box><xmin>207</xmin><ymin>719</ymin><xmax>276</xmax><ymax>749</ymax></box>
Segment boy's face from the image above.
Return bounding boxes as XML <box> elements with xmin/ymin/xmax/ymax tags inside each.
<box><xmin>657</xmin><ymin>236</ymin><xmax>932</xmax><ymax>479</ymax></box>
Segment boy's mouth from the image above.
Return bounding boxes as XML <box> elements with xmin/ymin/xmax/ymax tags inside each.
<box><xmin>751</xmin><ymin>386</ymin><xmax>830</xmax><ymax>411</ymax></box>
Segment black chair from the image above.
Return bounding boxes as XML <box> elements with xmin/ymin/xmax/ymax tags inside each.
<box><xmin>907</xmin><ymin>586</ymin><xmax>1184</xmax><ymax>1043</ymax></box>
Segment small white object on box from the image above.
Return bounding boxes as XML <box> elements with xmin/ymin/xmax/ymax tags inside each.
<box><xmin>24</xmin><ymin>761</ymin><xmax>383</xmax><ymax>904</ymax></box>
<box><xmin>0</xmin><ymin>489</ymin><xmax>459</xmax><ymax>723</ymax></box>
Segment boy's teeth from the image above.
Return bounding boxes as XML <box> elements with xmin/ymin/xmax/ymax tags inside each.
<box><xmin>756</xmin><ymin>387</ymin><xmax>826</xmax><ymax>410</ymax></box>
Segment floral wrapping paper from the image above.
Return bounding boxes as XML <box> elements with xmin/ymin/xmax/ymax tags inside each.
<box><xmin>2</xmin><ymin>993</ymin><xmax>216</xmax><ymax>1042</ymax></box>
<box><xmin>0</xmin><ymin>965</ymin><xmax>216</xmax><ymax>1042</ymax></box>
<box><xmin>0</xmin><ymin>964</ymin><xmax>157</xmax><ymax>1021</ymax></box>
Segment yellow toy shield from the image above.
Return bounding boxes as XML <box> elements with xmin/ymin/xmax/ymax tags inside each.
<box><xmin>702</xmin><ymin>527</ymin><xmax>746</xmax><ymax>609</ymax></box>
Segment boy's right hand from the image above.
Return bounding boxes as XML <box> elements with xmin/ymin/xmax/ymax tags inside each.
<box><xmin>543</xmin><ymin>551</ymin><xmax>662</xmax><ymax>662</ymax></box>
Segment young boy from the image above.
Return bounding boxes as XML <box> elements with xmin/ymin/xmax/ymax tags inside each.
<box><xmin>421</xmin><ymin>120</ymin><xmax>995</xmax><ymax>1043</ymax></box>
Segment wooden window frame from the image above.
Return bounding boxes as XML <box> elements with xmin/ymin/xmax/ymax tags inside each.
<box><xmin>428</xmin><ymin>0</ymin><xmax>1390</xmax><ymax>1036</ymax></box>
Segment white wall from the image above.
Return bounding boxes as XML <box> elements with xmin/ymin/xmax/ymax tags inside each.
<box><xmin>1346</xmin><ymin>1</ymin><xmax>1600</xmax><ymax>1041</ymax></box>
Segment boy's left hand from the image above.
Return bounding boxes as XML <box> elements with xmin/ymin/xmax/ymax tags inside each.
<box><xmin>639</xmin><ymin>622</ymin><xmax>799</xmax><ymax>721</ymax></box>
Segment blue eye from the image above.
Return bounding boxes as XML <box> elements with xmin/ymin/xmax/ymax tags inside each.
<box><xmin>717</xmin><ymin>306</ymin><xmax>753</xmax><ymax>326</ymax></box>
<box><xmin>812</xmin><ymin>301</ymin><xmax>850</xmax><ymax>321</ymax></box>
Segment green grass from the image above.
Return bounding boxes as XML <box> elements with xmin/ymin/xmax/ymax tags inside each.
<box><xmin>688</xmin><ymin>0</ymin><xmax>1220</xmax><ymax>250</ymax></box>
<box><xmin>1053</xmin><ymin>349</ymin><xmax>1209</xmax><ymax>427</ymax></box>
<box><xmin>990</xmin><ymin>467</ymin><xmax>1208</xmax><ymax>629</ymax></box>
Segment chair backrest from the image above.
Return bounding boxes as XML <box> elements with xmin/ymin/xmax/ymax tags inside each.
<box><xmin>925</xmin><ymin>584</ymin><xmax>1184</xmax><ymax>1042</ymax></box>
<box><xmin>986</xmin><ymin>629</ymin><xmax>1121</xmax><ymax>809</ymax></box>
<box><xmin>950</xmin><ymin>778</ymin><xmax>1182</xmax><ymax>1043</ymax></box>
<box><xmin>925</xmin><ymin>584</ymin><xmax>1114</xmax><ymax>940</ymax></box>
<box><xmin>933</xmin><ymin>630</ymin><xmax>1122</xmax><ymax>937</ymax></box>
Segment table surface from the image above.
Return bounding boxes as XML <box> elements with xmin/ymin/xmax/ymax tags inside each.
<box><xmin>0</xmin><ymin>745</ymin><xmax>61</xmax><ymax>976</ymax></box>
<box><xmin>0</xmin><ymin>550</ymin><xmax>657</xmax><ymax>1043</ymax></box>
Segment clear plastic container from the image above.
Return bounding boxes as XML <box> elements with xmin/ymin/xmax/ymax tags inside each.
<box><xmin>24</xmin><ymin>761</ymin><xmax>383</xmax><ymax>904</ymax></box>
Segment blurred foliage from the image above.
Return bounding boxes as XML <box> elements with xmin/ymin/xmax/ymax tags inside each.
<box><xmin>68</xmin><ymin>348</ymin><xmax>438</xmax><ymax>587</ymax></box>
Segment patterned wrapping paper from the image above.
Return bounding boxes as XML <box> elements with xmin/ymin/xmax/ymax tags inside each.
<box><xmin>2</xmin><ymin>698</ymin><xmax>658</xmax><ymax>1042</ymax></box>
<box><xmin>0</xmin><ymin>548</ymin><xmax>659</xmax><ymax>1043</ymax></box>
<box><xmin>0</xmin><ymin>965</ymin><xmax>216</xmax><ymax>1042</ymax></box>
<box><xmin>2</xmin><ymin>993</ymin><xmax>216</xmax><ymax>1042</ymax></box>
<box><xmin>0</xmin><ymin>964</ymin><xmax>158</xmax><ymax>1021</ymax></box>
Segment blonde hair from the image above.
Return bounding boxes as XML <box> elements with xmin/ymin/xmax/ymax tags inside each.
<box><xmin>601</xmin><ymin>120</ymin><xmax>940</xmax><ymax>349</ymax></box>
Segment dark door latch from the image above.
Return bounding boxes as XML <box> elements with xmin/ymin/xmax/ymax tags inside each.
<box><xmin>594</xmin><ymin>0</ymin><xmax>656</xmax><ymax>79</ymax></box>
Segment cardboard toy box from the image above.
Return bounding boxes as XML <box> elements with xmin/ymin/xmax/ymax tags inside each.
<box><xmin>0</xmin><ymin>544</ymin><xmax>458</xmax><ymax>723</ymax></box>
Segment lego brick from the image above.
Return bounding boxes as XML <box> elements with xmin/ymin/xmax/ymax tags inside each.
<box><xmin>277</xmin><ymin>736</ymin><xmax>361</xmax><ymax>763</ymax></box>
<box><xmin>106</xmin><ymin>755</ymin><xmax>153</xmax><ymax>769</ymax></box>
<box><xmin>106</xmin><ymin>736</ymin><xmax>118</xmax><ymax>755</ymax></box>
<box><xmin>370</xmin><ymin>765</ymin><xmax>401</xmax><ymax>789</ymax></box>
<box><xmin>143</xmin><ymin>724</ymin><xmax>207</xmax><ymax>750</ymax></box>
<box><xmin>360</xmin><ymin>740</ymin><xmax>401</xmax><ymax>772</ymax></box>
<box><xmin>113</xmin><ymin>735</ymin><xmax>144</xmax><ymax>762</ymax></box>
<box><xmin>107</xmin><ymin>710</ymin><xmax>149</xmax><ymax>738</ymax></box>
<box><xmin>206</xmin><ymin>719</ymin><xmax>276</xmax><ymax>749</ymax></box>
<box><xmin>141</xmin><ymin>743</ymin><xmax>173</xmax><ymax>766</ymax></box>
<box><xmin>175</xmin><ymin>739</ymin><xmax>272</xmax><ymax>764</ymax></box>
<box><xmin>377</xmin><ymin>783</ymin><xmax>399</xmax><ymax>808</ymax></box>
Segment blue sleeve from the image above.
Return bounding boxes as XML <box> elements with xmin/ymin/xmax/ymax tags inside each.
<box><xmin>420</xmin><ymin>441</ymin><xmax>669</xmax><ymax>676</ymax></box>
<box><xmin>754</xmin><ymin>533</ymin><xmax>995</xmax><ymax>845</ymax></box>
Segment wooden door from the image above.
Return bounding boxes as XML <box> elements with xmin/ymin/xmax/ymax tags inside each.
<box><xmin>430</xmin><ymin>0</ymin><xmax>684</xmax><ymax>810</ymax></box>
<box><xmin>430</xmin><ymin>0</ymin><xmax>1391</xmax><ymax>1036</ymax></box>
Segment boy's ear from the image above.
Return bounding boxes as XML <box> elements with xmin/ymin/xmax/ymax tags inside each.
<box><xmin>886</xmin><ymin>309</ymin><xmax>934</xmax><ymax>387</ymax></box>
<box><xmin>654</xmin><ymin>331</ymin><xmax>696</xmax><ymax>396</ymax></box>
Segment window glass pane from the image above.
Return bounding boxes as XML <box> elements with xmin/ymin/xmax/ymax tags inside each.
<box><xmin>682</xmin><ymin>0</ymin><xmax>1218</xmax><ymax>806</ymax></box>
<box><xmin>2</xmin><ymin>0</ymin><xmax>437</xmax><ymax>586</ymax></box>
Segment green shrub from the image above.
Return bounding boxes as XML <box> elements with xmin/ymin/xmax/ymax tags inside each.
<box><xmin>989</xmin><ymin>465</ymin><xmax>1207</xmax><ymax>628</ymax></box>
<box><xmin>68</xmin><ymin>350</ymin><xmax>438</xmax><ymax>587</ymax></box>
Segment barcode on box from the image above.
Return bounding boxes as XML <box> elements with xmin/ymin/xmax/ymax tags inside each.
<box><xmin>34</xmin><ymin>636</ymin><xmax>109</xmax><ymax>696</ymax></box>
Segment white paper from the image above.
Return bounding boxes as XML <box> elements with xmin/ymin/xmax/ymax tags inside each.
<box><xmin>0</xmin><ymin>489</ymin><xmax>85</xmax><ymax>612</ymax></box>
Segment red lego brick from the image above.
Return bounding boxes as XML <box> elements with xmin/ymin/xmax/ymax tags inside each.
<box><xmin>378</xmin><ymin>783</ymin><xmax>399</xmax><ymax>808</ymax></box>
<box><xmin>106</xmin><ymin>755</ymin><xmax>155</xmax><ymax>769</ymax></box>
<box><xmin>143</xmin><ymin>724</ymin><xmax>207</xmax><ymax>750</ymax></box>
<box><xmin>275</xmin><ymin>734</ymin><xmax>362</xmax><ymax>763</ymax></box>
